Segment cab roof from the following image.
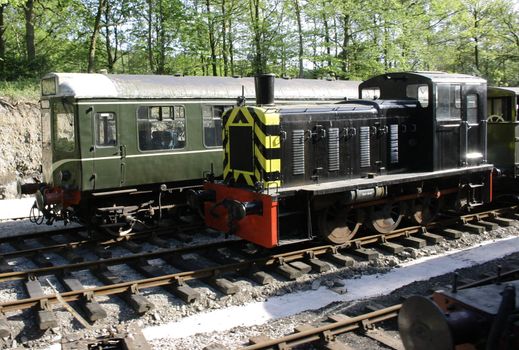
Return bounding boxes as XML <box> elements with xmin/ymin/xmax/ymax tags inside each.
<box><xmin>41</xmin><ymin>73</ymin><xmax>360</xmax><ymax>101</ymax></box>
<box><xmin>362</xmin><ymin>71</ymin><xmax>487</xmax><ymax>86</ymax></box>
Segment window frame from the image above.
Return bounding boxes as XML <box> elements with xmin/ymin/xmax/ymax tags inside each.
<box><xmin>435</xmin><ymin>83</ymin><xmax>462</xmax><ymax>121</ymax></box>
<box><xmin>202</xmin><ymin>104</ymin><xmax>230</xmax><ymax>148</ymax></box>
<box><xmin>52</xmin><ymin>101</ymin><xmax>76</xmax><ymax>153</ymax></box>
<box><xmin>94</xmin><ymin>112</ymin><xmax>118</xmax><ymax>148</ymax></box>
<box><xmin>136</xmin><ymin>104</ymin><xmax>187</xmax><ymax>152</ymax></box>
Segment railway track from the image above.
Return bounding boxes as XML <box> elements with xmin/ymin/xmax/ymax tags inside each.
<box><xmin>231</xmin><ymin>261</ymin><xmax>519</xmax><ymax>350</ymax></box>
<box><xmin>0</xmin><ymin>204</ymin><xmax>517</xmax><ymax>344</ymax></box>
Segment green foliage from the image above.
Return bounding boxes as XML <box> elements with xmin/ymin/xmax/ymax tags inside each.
<box><xmin>0</xmin><ymin>78</ymin><xmax>39</xmax><ymax>99</ymax></box>
<box><xmin>0</xmin><ymin>0</ymin><xmax>517</xmax><ymax>85</ymax></box>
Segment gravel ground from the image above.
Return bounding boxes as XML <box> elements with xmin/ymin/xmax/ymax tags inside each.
<box><xmin>0</xmin><ymin>217</ymin><xmax>515</xmax><ymax>349</ymax></box>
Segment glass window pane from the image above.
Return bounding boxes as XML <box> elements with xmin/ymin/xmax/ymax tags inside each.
<box><xmin>54</xmin><ymin>102</ymin><xmax>75</xmax><ymax>152</ymax></box>
<box><xmin>361</xmin><ymin>87</ymin><xmax>380</xmax><ymax>99</ymax></box>
<box><xmin>138</xmin><ymin>106</ymin><xmax>186</xmax><ymax>151</ymax></box>
<box><xmin>95</xmin><ymin>113</ymin><xmax>117</xmax><ymax>146</ymax></box>
<box><xmin>436</xmin><ymin>84</ymin><xmax>461</xmax><ymax>120</ymax></box>
<box><xmin>467</xmin><ymin>94</ymin><xmax>478</xmax><ymax>124</ymax></box>
<box><xmin>406</xmin><ymin>84</ymin><xmax>429</xmax><ymax>107</ymax></box>
<box><xmin>204</xmin><ymin>105</ymin><xmax>229</xmax><ymax>147</ymax></box>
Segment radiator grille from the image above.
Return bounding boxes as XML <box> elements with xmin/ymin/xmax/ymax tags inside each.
<box><xmin>360</xmin><ymin>126</ymin><xmax>371</xmax><ymax>168</ymax></box>
<box><xmin>292</xmin><ymin>130</ymin><xmax>305</xmax><ymax>175</ymax></box>
<box><xmin>390</xmin><ymin>124</ymin><xmax>399</xmax><ymax>164</ymax></box>
<box><xmin>328</xmin><ymin>128</ymin><xmax>339</xmax><ymax>171</ymax></box>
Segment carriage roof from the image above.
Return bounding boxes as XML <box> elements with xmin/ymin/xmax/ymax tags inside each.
<box><xmin>41</xmin><ymin>73</ymin><xmax>360</xmax><ymax>101</ymax></box>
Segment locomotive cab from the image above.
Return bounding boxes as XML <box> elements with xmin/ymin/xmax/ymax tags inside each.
<box><xmin>360</xmin><ymin>72</ymin><xmax>488</xmax><ymax>171</ymax></box>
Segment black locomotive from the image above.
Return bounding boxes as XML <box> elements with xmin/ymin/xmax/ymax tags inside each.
<box><xmin>195</xmin><ymin>72</ymin><xmax>494</xmax><ymax>247</ymax></box>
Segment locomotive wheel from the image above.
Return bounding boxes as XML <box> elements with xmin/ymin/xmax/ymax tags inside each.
<box><xmin>368</xmin><ymin>201</ymin><xmax>404</xmax><ymax>234</ymax></box>
<box><xmin>410</xmin><ymin>195</ymin><xmax>440</xmax><ymax>225</ymax></box>
<box><xmin>318</xmin><ymin>205</ymin><xmax>363</xmax><ymax>244</ymax></box>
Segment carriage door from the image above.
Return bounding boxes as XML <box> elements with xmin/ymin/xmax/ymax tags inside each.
<box><xmin>435</xmin><ymin>83</ymin><xmax>461</xmax><ymax>170</ymax></box>
<box><xmin>91</xmin><ymin>107</ymin><xmax>122</xmax><ymax>190</ymax></box>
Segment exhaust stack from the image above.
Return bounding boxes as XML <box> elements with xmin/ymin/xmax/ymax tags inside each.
<box><xmin>255</xmin><ymin>73</ymin><xmax>275</xmax><ymax>106</ymax></box>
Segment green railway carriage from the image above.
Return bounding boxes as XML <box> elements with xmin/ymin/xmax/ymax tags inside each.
<box><xmin>27</xmin><ymin>73</ymin><xmax>360</xmax><ymax>230</ymax></box>
<box><xmin>487</xmin><ymin>87</ymin><xmax>519</xmax><ymax>179</ymax></box>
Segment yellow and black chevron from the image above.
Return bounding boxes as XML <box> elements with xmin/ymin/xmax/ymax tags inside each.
<box><xmin>223</xmin><ymin>106</ymin><xmax>281</xmax><ymax>189</ymax></box>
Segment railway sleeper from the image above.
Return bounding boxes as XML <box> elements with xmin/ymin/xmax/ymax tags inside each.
<box><xmin>129</xmin><ymin>260</ymin><xmax>200</xmax><ymax>303</ymax></box>
<box><xmin>37</xmin><ymin>236</ymin><xmax>83</xmax><ymax>263</ymax></box>
<box><xmin>475</xmin><ymin>220</ymin><xmax>499</xmax><ymax>231</ymax></box>
<box><xmin>435</xmin><ymin>228</ymin><xmax>463</xmax><ymax>239</ymax></box>
<box><xmin>0</xmin><ymin>256</ymin><xmax>13</xmax><ymax>273</ymax></box>
<box><xmin>164</xmin><ymin>255</ymin><xmax>240</xmax><ymax>295</ymax></box>
<box><xmin>397</xmin><ymin>235</ymin><xmax>427</xmax><ymax>249</ymax></box>
<box><xmin>205</xmin><ymin>248</ymin><xmax>276</xmax><ymax>285</ymax></box>
<box><xmin>459</xmin><ymin>222</ymin><xmax>486</xmax><ymax>234</ymax></box>
<box><xmin>379</xmin><ymin>241</ymin><xmax>404</xmax><ymax>254</ymax></box>
<box><xmin>24</xmin><ymin>277</ymin><xmax>58</xmax><ymax>330</ymax></box>
<box><xmin>487</xmin><ymin>216</ymin><xmax>517</xmax><ymax>227</ymax></box>
<box><xmin>351</xmin><ymin>247</ymin><xmax>380</xmax><ymax>261</ymax></box>
<box><xmin>417</xmin><ymin>231</ymin><xmax>444</xmax><ymax>244</ymax></box>
<box><xmin>60</xmin><ymin>273</ymin><xmax>107</xmax><ymax>322</ymax></box>
<box><xmin>91</xmin><ymin>265</ymin><xmax>154</xmax><ymax>314</ymax></box>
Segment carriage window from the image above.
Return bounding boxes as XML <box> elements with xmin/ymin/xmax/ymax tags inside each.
<box><xmin>406</xmin><ymin>84</ymin><xmax>429</xmax><ymax>107</ymax></box>
<box><xmin>466</xmin><ymin>94</ymin><xmax>478</xmax><ymax>124</ymax></box>
<box><xmin>436</xmin><ymin>84</ymin><xmax>461</xmax><ymax>120</ymax></box>
<box><xmin>203</xmin><ymin>105</ymin><xmax>230</xmax><ymax>147</ymax></box>
<box><xmin>95</xmin><ymin>113</ymin><xmax>117</xmax><ymax>146</ymax></box>
<box><xmin>137</xmin><ymin>105</ymin><xmax>186</xmax><ymax>151</ymax></box>
<box><xmin>53</xmin><ymin>102</ymin><xmax>75</xmax><ymax>152</ymax></box>
<box><xmin>361</xmin><ymin>87</ymin><xmax>380</xmax><ymax>100</ymax></box>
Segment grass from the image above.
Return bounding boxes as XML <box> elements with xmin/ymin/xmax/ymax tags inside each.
<box><xmin>0</xmin><ymin>79</ymin><xmax>40</xmax><ymax>101</ymax></box>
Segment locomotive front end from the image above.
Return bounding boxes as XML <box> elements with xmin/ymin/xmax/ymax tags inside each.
<box><xmin>201</xmin><ymin>105</ymin><xmax>283</xmax><ymax>247</ymax></box>
<box><xmin>20</xmin><ymin>74</ymin><xmax>82</xmax><ymax>224</ymax></box>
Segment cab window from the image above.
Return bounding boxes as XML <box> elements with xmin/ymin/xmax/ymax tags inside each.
<box><xmin>406</xmin><ymin>84</ymin><xmax>429</xmax><ymax>107</ymax></box>
<box><xmin>53</xmin><ymin>101</ymin><xmax>75</xmax><ymax>152</ymax></box>
<box><xmin>137</xmin><ymin>105</ymin><xmax>186</xmax><ymax>151</ymax></box>
<box><xmin>466</xmin><ymin>94</ymin><xmax>478</xmax><ymax>124</ymax></box>
<box><xmin>203</xmin><ymin>105</ymin><xmax>230</xmax><ymax>147</ymax></box>
<box><xmin>95</xmin><ymin>113</ymin><xmax>117</xmax><ymax>146</ymax></box>
<box><xmin>361</xmin><ymin>87</ymin><xmax>380</xmax><ymax>100</ymax></box>
<box><xmin>436</xmin><ymin>84</ymin><xmax>461</xmax><ymax>120</ymax></box>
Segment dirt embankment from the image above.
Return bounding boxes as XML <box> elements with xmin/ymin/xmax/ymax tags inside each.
<box><xmin>0</xmin><ymin>97</ymin><xmax>41</xmax><ymax>199</ymax></box>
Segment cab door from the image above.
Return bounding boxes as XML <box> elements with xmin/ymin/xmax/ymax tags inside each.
<box><xmin>462</xmin><ymin>84</ymin><xmax>485</xmax><ymax>165</ymax></box>
<box><xmin>434</xmin><ymin>83</ymin><xmax>461</xmax><ymax>170</ymax></box>
<box><xmin>91</xmin><ymin>107</ymin><xmax>122</xmax><ymax>190</ymax></box>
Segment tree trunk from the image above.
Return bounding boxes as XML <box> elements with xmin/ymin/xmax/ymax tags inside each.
<box><xmin>156</xmin><ymin>0</ymin><xmax>166</xmax><ymax>74</ymax></box>
<box><xmin>104</xmin><ymin>1</ymin><xmax>114</xmax><ymax>72</ymax></box>
<box><xmin>146</xmin><ymin>0</ymin><xmax>155</xmax><ymax>73</ymax></box>
<box><xmin>250</xmin><ymin>0</ymin><xmax>264</xmax><ymax>74</ymax></box>
<box><xmin>87</xmin><ymin>0</ymin><xmax>107</xmax><ymax>73</ymax></box>
<box><xmin>323</xmin><ymin>14</ymin><xmax>331</xmax><ymax>67</ymax></box>
<box><xmin>23</xmin><ymin>0</ymin><xmax>36</xmax><ymax>65</ymax></box>
<box><xmin>206</xmin><ymin>0</ymin><xmax>217</xmax><ymax>76</ymax></box>
<box><xmin>293</xmin><ymin>0</ymin><xmax>304</xmax><ymax>78</ymax></box>
<box><xmin>221</xmin><ymin>0</ymin><xmax>228</xmax><ymax>76</ymax></box>
<box><xmin>341</xmin><ymin>14</ymin><xmax>351</xmax><ymax>74</ymax></box>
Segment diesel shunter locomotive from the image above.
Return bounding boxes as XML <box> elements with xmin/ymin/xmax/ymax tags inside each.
<box><xmin>196</xmin><ymin>72</ymin><xmax>494</xmax><ymax>248</ymax></box>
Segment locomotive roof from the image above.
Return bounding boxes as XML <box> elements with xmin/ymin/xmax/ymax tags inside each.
<box><xmin>362</xmin><ymin>71</ymin><xmax>487</xmax><ymax>85</ymax></box>
<box><xmin>42</xmin><ymin>73</ymin><xmax>360</xmax><ymax>100</ymax></box>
